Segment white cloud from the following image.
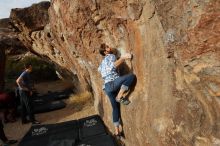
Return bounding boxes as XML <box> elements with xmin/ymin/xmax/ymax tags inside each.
<box><xmin>0</xmin><ymin>0</ymin><xmax>50</xmax><ymax>19</ymax></box>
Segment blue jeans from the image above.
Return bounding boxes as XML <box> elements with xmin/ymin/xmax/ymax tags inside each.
<box><xmin>104</xmin><ymin>73</ymin><xmax>135</xmax><ymax>126</ymax></box>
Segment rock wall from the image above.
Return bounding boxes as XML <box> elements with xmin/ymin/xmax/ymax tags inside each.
<box><xmin>0</xmin><ymin>47</ymin><xmax>6</xmax><ymax>91</ymax></box>
<box><xmin>8</xmin><ymin>0</ymin><xmax>220</xmax><ymax>145</ymax></box>
<box><xmin>0</xmin><ymin>18</ymin><xmax>26</xmax><ymax>55</ymax></box>
<box><xmin>0</xmin><ymin>18</ymin><xmax>27</xmax><ymax>91</ymax></box>
<box><xmin>0</xmin><ymin>19</ymin><xmax>8</xmax><ymax>91</ymax></box>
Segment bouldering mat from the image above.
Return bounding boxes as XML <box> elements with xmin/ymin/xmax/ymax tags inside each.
<box><xmin>78</xmin><ymin>115</ymin><xmax>107</xmax><ymax>140</ymax></box>
<box><xmin>19</xmin><ymin>120</ymin><xmax>78</xmax><ymax>146</ymax></box>
<box><xmin>77</xmin><ymin>135</ymin><xmax>117</xmax><ymax>146</ymax></box>
<box><xmin>34</xmin><ymin>100</ymin><xmax>66</xmax><ymax>114</ymax></box>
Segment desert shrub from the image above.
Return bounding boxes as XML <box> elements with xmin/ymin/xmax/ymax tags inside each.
<box><xmin>5</xmin><ymin>56</ymin><xmax>58</xmax><ymax>84</ymax></box>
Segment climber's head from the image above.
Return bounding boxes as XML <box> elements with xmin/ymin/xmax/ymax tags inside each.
<box><xmin>99</xmin><ymin>43</ymin><xmax>113</xmax><ymax>56</ymax></box>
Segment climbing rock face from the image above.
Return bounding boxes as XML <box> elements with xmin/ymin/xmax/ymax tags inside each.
<box><xmin>9</xmin><ymin>0</ymin><xmax>220</xmax><ymax>145</ymax></box>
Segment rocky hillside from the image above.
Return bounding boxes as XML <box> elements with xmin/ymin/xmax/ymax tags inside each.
<box><xmin>2</xmin><ymin>0</ymin><xmax>220</xmax><ymax>145</ymax></box>
<box><xmin>0</xmin><ymin>18</ymin><xmax>27</xmax><ymax>91</ymax></box>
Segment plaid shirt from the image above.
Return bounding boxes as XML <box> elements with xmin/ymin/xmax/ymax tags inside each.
<box><xmin>98</xmin><ymin>54</ymin><xmax>119</xmax><ymax>84</ymax></box>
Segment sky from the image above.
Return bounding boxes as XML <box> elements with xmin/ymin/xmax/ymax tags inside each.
<box><xmin>0</xmin><ymin>0</ymin><xmax>50</xmax><ymax>19</ymax></box>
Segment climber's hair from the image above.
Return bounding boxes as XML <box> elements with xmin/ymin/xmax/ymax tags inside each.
<box><xmin>99</xmin><ymin>43</ymin><xmax>108</xmax><ymax>56</ymax></box>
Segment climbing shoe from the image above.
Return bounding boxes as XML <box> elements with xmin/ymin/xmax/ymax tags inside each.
<box><xmin>116</xmin><ymin>98</ymin><xmax>130</xmax><ymax>105</ymax></box>
<box><xmin>32</xmin><ymin>120</ymin><xmax>41</xmax><ymax>125</ymax></box>
<box><xmin>116</xmin><ymin>89</ymin><xmax>130</xmax><ymax>102</ymax></box>
<box><xmin>114</xmin><ymin>131</ymin><xmax>125</xmax><ymax>140</ymax></box>
<box><xmin>4</xmin><ymin>140</ymin><xmax>18</xmax><ymax>145</ymax></box>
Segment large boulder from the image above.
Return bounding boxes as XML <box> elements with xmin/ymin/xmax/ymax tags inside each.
<box><xmin>10</xmin><ymin>2</ymin><xmax>50</xmax><ymax>52</ymax></box>
<box><xmin>9</xmin><ymin>0</ymin><xmax>220</xmax><ymax>145</ymax></box>
<box><xmin>0</xmin><ymin>47</ymin><xmax>6</xmax><ymax>91</ymax></box>
<box><xmin>0</xmin><ymin>18</ymin><xmax>26</xmax><ymax>55</ymax></box>
<box><xmin>0</xmin><ymin>18</ymin><xmax>27</xmax><ymax>91</ymax></box>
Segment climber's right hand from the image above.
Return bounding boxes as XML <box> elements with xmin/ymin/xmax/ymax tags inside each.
<box><xmin>121</xmin><ymin>53</ymin><xmax>132</xmax><ymax>60</ymax></box>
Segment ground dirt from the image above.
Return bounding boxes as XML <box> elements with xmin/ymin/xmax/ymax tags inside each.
<box><xmin>3</xmin><ymin>80</ymin><xmax>95</xmax><ymax>146</ymax></box>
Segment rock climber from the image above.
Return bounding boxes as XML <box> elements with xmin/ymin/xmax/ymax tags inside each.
<box><xmin>98</xmin><ymin>43</ymin><xmax>136</xmax><ymax>138</ymax></box>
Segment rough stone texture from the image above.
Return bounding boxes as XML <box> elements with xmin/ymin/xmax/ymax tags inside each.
<box><xmin>0</xmin><ymin>18</ymin><xmax>27</xmax><ymax>91</ymax></box>
<box><xmin>0</xmin><ymin>18</ymin><xmax>26</xmax><ymax>55</ymax></box>
<box><xmin>10</xmin><ymin>2</ymin><xmax>50</xmax><ymax>52</ymax></box>
<box><xmin>0</xmin><ymin>47</ymin><xmax>6</xmax><ymax>91</ymax></box>
<box><xmin>8</xmin><ymin>0</ymin><xmax>220</xmax><ymax>145</ymax></box>
<box><xmin>0</xmin><ymin>19</ymin><xmax>9</xmax><ymax>91</ymax></box>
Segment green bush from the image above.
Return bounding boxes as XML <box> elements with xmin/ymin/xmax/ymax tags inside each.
<box><xmin>5</xmin><ymin>56</ymin><xmax>58</xmax><ymax>84</ymax></box>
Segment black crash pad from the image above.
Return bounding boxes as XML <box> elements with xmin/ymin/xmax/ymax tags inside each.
<box><xmin>78</xmin><ymin>115</ymin><xmax>107</xmax><ymax>140</ymax></box>
<box><xmin>19</xmin><ymin>120</ymin><xmax>78</xmax><ymax>146</ymax></box>
<box><xmin>34</xmin><ymin>100</ymin><xmax>66</xmax><ymax>114</ymax></box>
<box><xmin>36</xmin><ymin>89</ymin><xmax>73</xmax><ymax>102</ymax></box>
<box><xmin>77</xmin><ymin>135</ymin><xmax>117</xmax><ymax>146</ymax></box>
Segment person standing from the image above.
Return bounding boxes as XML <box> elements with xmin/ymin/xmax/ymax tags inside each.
<box><xmin>98</xmin><ymin>44</ymin><xmax>136</xmax><ymax>137</ymax></box>
<box><xmin>16</xmin><ymin>63</ymin><xmax>40</xmax><ymax>124</ymax></box>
